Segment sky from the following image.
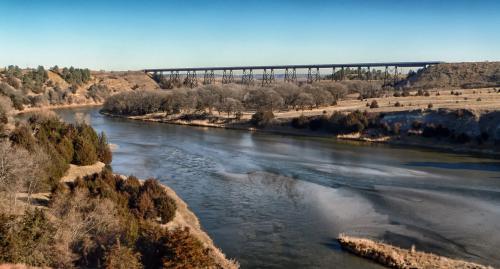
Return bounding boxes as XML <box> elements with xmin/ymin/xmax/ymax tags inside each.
<box><xmin>0</xmin><ymin>0</ymin><xmax>499</xmax><ymax>70</ymax></box>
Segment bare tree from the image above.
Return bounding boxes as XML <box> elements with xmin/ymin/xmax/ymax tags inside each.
<box><xmin>50</xmin><ymin>188</ymin><xmax>119</xmax><ymax>266</ymax></box>
<box><xmin>0</xmin><ymin>141</ymin><xmax>37</xmax><ymax>213</ymax></box>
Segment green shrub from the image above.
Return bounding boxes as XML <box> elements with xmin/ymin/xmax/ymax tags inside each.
<box><xmin>162</xmin><ymin>227</ymin><xmax>216</xmax><ymax>269</ymax></box>
<box><xmin>77</xmin><ymin>123</ymin><xmax>99</xmax><ymax>148</ymax></box>
<box><xmin>56</xmin><ymin>136</ymin><xmax>74</xmax><ymax>163</ymax></box>
<box><xmin>44</xmin><ymin>146</ymin><xmax>69</xmax><ymax>189</ymax></box>
<box><xmin>0</xmin><ymin>210</ymin><xmax>55</xmax><ymax>266</ymax></box>
<box><xmin>154</xmin><ymin>195</ymin><xmax>176</xmax><ymax>224</ymax></box>
<box><xmin>250</xmin><ymin>110</ymin><xmax>274</xmax><ymax>127</ymax></box>
<box><xmin>97</xmin><ymin>132</ymin><xmax>113</xmax><ymax>164</ymax></box>
<box><xmin>73</xmin><ymin>136</ymin><xmax>98</xmax><ymax>165</ymax></box>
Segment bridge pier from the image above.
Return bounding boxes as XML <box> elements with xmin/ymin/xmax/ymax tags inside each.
<box><xmin>203</xmin><ymin>70</ymin><xmax>215</xmax><ymax>85</ymax></box>
<box><xmin>242</xmin><ymin>69</ymin><xmax>254</xmax><ymax>85</ymax></box>
<box><xmin>284</xmin><ymin>68</ymin><xmax>297</xmax><ymax>83</ymax></box>
<box><xmin>262</xmin><ymin>69</ymin><xmax>275</xmax><ymax>86</ymax></box>
<box><xmin>185</xmin><ymin>71</ymin><xmax>198</xmax><ymax>88</ymax></box>
<box><xmin>307</xmin><ymin>68</ymin><xmax>320</xmax><ymax>84</ymax></box>
<box><xmin>222</xmin><ymin>70</ymin><xmax>234</xmax><ymax>84</ymax></box>
<box><xmin>169</xmin><ymin>71</ymin><xmax>180</xmax><ymax>85</ymax></box>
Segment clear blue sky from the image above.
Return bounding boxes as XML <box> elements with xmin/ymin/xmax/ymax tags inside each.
<box><xmin>0</xmin><ymin>0</ymin><xmax>499</xmax><ymax>70</ymax></box>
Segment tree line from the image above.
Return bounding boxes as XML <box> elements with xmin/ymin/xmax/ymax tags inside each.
<box><xmin>102</xmin><ymin>81</ymin><xmax>384</xmax><ymax>117</ymax></box>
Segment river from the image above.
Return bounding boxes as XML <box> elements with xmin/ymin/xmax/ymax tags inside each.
<box><xmin>53</xmin><ymin>107</ymin><xmax>500</xmax><ymax>268</ymax></box>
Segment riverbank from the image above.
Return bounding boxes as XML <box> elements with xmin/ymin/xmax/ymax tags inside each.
<box><xmin>155</xmin><ymin>179</ymin><xmax>239</xmax><ymax>269</ymax></box>
<box><xmin>338</xmin><ymin>235</ymin><xmax>493</xmax><ymax>269</ymax></box>
<box><xmin>14</xmin><ymin>102</ymin><xmax>103</xmax><ymax>115</ymax></box>
<box><xmin>100</xmin><ymin>110</ymin><xmax>500</xmax><ymax>158</ymax></box>
<box><xmin>4</xmin><ymin>161</ymin><xmax>238</xmax><ymax>269</ymax></box>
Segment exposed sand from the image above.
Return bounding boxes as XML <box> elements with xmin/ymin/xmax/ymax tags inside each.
<box><xmin>60</xmin><ymin>162</ymin><xmax>106</xmax><ymax>182</ymax></box>
<box><xmin>338</xmin><ymin>235</ymin><xmax>494</xmax><ymax>269</ymax></box>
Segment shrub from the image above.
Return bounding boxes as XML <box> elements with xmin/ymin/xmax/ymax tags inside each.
<box><xmin>56</xmin><ymin>136</ymin><xmax>74</xmax><ymax>163</ymax></box>
<box><xmin>154</xmin><ymin>195</ymin><xmax>176</xmax><ymax>224</ymax></box>
<box><xmin>394</xmin><ymin>101</ymin><xmax>402</xmax><ymax>107</ymax></box>
<box><xmin>9</xmin><ymin>124</ymin><xmax>36</xmax><ymax>151</ymax></box>
<box><xmin>369</xmin><ymin>100</ymin><xmax>379</xmax><ymax>109</ymax></box>
<box><xmin>104</xmin><ymin>240</ymin><xmax>143</xmax><ymax>269</ymax></box>
<box><xmin>309</xmin><ymin>116</ymin><xmax>329</xmax><ymax>131</ymax></box>
<box><xmin>137</xmin><ymin>192</ymin><xmax>156</xmax><ymax>219</ymax></box>
<box><xmin>73</xmin><ymin>136</ymin><xmax>98</xmax><ymax>165</ymax></box>
<box><xmin>428</xmin><ymin>103</ymin><xmax>433</xmax><ymax>109</ymax></box>
<box><xmin>291</xmin><ymin>115</ymin><xmax>309</xmax><ymax>129</ymax></box>
<box><xmin>97</xmin><ymin>132</ymin><xmax>113</xmax><ymax>164</ymax></box>
<box><xmin>250</xmin><ymin>110</ymin><xmax>274</xmax><ymax>127</ymax></box>
<box><xmin>0</xmin><ymin>209</ymin><xmax>55</xmax><ymax>266</ymax></box>
<box><xmin>162</xmin><ymin>227</ymin><xmax>216</xmax><ymax>269</ymax></box>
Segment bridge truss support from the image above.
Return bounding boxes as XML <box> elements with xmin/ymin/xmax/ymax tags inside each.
<box><xmin>203</xmin><ymin>70</ymin><xmax>215</xmax><ymax>85</ymax></box>
<box><xmin>222</xmin><ymin>70</ymin><xmax>234</xmax><ymax>84</ymax></box>
<box><xmin>307</xmin><ymin>67</ymin><xmax>321</xmax><ymax>84</ymax></box>
<box><xmin>241</xmin><ymin>69</ymin><xmax>254</xmax><ymax>85</ymax></box>
<box><xmin>284</xmin><ymin>68</ymin><xmax>297</xmax><ymax>83</ymax></box>
<box><xmin>261</xmin><ymin>69</ymin><xmax>275</xmax><ymax>86</ymax></box>
<box><xmin>185</xmin><ymin>71</ymin><xmax>198</xmax><ymax>88</ymax></box>
<box><xmin>169</xmin><ymin>71</ymin><xmax>180</xmax><ymax>85</ymax></box>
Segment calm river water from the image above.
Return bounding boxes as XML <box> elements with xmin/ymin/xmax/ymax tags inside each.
<box><xmin>54</xmin><ymin>107</ymin><xmax>500</xmax><ymax>268</ymax></box>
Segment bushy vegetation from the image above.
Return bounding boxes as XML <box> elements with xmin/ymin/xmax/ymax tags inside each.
<box><xmin>0</xmin><ymin>166</ymin><xmax>216</xmax><ymax>268</ymax></box>
<box><xmin>102</xmin><ymin>81</ymin><xmax>383</xmax><ymax>117</ymax></box>
<box><xmin>59</xmin><ymin>67</ymin><xmax>92</xmax><ymax>86</ymax></box>
<box><xmin>0</xmin><ymin>65</ymin><xmax>98</xmax><ymax>109</ymax></box>
<box><xmin>250</xmin><ymin>110</ymin><xmax>275</xmax><ymax>127</ymax></box>
<box><xmin>290</xmin><ymin>110</ymin><xmax>372</xmax><ymax>134</ymax></box>
<box><xmin>0</xmin><ymin>112</ymin><xmax>218</xmax><ymax>268</ymax></box>
<box><xmin>6</xmin><ymin>112</ymin><xmax>112</xmax><ymax>190</ymax></box>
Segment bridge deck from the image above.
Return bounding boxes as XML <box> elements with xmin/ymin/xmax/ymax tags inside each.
<box><xmin>144</xmin><ymin>61</ymin><xmax>443</xmax><ymax>73</ymax></box>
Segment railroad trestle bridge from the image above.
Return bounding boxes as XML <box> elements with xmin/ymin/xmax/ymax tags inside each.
<box><xmin>144</xmin><ymin>61</ymin><xmax>442</xmax><ymax>88</ymax></box>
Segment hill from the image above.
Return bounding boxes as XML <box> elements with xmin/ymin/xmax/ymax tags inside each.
<box><xmin>401</xmin><ymin>62</ymin><xmax>500</xmax><ymax>89</ymax></box>
<box><xmin>0</xmin><ymin>66</ymin><xmax>160</xmax><ymax>111</ymax></box>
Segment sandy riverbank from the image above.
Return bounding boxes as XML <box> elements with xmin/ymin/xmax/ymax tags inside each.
<box><xmin>338</xmin><ymin>235</ymin><xmax>494</xmax><ymax>269</ymax></box>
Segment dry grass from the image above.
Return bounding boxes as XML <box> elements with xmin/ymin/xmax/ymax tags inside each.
<box><xmin>338</xmin><ymin>234</ymin><xmax>494</xmax><ymax>269</ymax></box>
<box><xmin>0</xmin><ymin>264</ymin><xmax>48</xmax><ymax>269</ymax></box>
<box><xmin>276</xmin><ymin>88</ymin><xmax>500</xmax><ymax>119</ymax></box>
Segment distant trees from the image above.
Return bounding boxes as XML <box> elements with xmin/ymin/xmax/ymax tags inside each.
<box><xmin>60</xmin><ymin>67</ymin><xmax>91</xmax><ymax>86</ymax></box>
<box><xmin>22</xmin><ymin>66</ymin><xmax>48</xmax><ymax>94</ymax></box>
<box><xmin>102</xmin><ymin>81</ymin><xmax>357</xmax><ymax>117</ymax></box>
